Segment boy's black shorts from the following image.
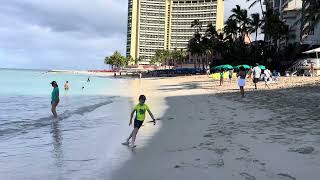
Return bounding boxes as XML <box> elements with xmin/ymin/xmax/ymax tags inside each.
<box><xmin>134</xmin><ymin>119</ymin><xmax>143</xmax><ymax>129</ymax></box>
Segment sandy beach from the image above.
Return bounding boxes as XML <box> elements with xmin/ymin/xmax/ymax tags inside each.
<box><xmin>111</xmin><ymin>75</ymin><xmax>320</xmax><ymax>180</ymax></box>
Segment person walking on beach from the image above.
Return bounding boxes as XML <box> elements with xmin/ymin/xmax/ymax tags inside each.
<box><xmin>228</xmin><ymin>69</ymin><xmax>233</xmax><ymax>83</ymax></box>
<box><xmin>123</xmin><ymin>95</ymin><xmax>156</xmax><ymax>148</ymax></box>
<box><xmin>264</xmin><ymin>68</ymin><xmax>271</xmax><ymax>89</ymax></box>
<box><xmin>219</xmin><ymin>69</ymin><xmax>224</xmax><ymax>86</ymax></box>
<box><xmin>237</xmin><ymin>66</ymin><xmax>246</xmax><ymax>98</ymax></box>
<box><xmin>310</xmin><ymin>63</ymin><xmax>315</xmax><ymax>77</ymax></box>
<box><xmin>50</xmin><ymin>81</ymin><xmax>60</xmax><ymax>118</ymax></box>
<box><xmin>64</xmin><ymin>81</ymin><xmax>70</xmax><ymax>91</ymax></box>
<box><xmin>253</xmin><ymin>64</ymin><xmax>261</xmax><ymax>89</ymax></box>
<box><xmin>248</xmin><ymin>66</ymin><xmax>253</xmax><ymax>79</ymax></box>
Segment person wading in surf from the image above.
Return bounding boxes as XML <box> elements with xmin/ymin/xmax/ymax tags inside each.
<box><xmin>50</xmin><ymin>81</ymin><xmax>60</xmax><ymax>118</ymax></box>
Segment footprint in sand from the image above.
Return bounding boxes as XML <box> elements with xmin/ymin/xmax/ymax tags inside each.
<box><xmin>277</xmin><ymin>173</ymin><xmax>296</xmax><ymax>180</ymax></box>
<box><xmin>203</xmin><ymin>134</ymin><xmax>213</xmax><ymax>138</ymax></box>
<box><xmin>240</xmin><ymin>172</ymin><xmax>256</xmax><ymax>180</ymax></box>
<box><xmin>240</xmin><ymin>147</ymin><xmax>250</xmax><ymax>153</ymax></box>
<box><xmin>288</xmin><ymin>146</ymin><xmax>315</xmax><ymax>154</ymax></box>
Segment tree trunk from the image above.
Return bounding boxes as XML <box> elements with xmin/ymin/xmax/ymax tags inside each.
<box><xmin>259</xmin><ymin>0</ymin><xmax>265</xmax><ymax>18</ymax></box>
<box><xmin>194</xmin><ymin>54</ymin><xmax>197</xmax><ymax>69</ymax></box>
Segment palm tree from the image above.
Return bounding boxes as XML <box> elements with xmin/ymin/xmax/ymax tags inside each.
<box><xmin>171</xmin><ymin>48</ymin><xmax>187</xmax><ymax>68</ymax></box>
<box><xmin>262</xmin><ymin>10</ymin><xmax>289</xmax><ymax>48</ymax></box>
<box><xmin>188</xmin><ymin>32</ymin><xmax>205</xmax><ymax>69</ymax></box>
<box><xmin>224</xmin><ymin>18</ymin><xmax>238</xmax><ymax>40</ymax></box>
<box><xmin>246</xmin><ymin>0</ymin><xmax>265</xmax><ymax>17</ymax></box>
<box><xmin>230</xmin><ymin>5</ymin><xmax>252</xmax><ymax>43</ymax></box>
<box><xmin>191</xmin><ymin>19</ymin><xmax>203</xmax><ymax>33</ymax></box>
<box><xmin>249</xmin><ymin>13</ymin><xmax>262</xmax><ymax>42</ymax></box>
<box><xmin>300</xmin><ymin>0</ymin><xmax>320</xmax><ymax>42</ymax></box>
<box><xmin>104</xmin><ymin>51</ymin><xmax>127</xmax><ymax>70</ymax></box>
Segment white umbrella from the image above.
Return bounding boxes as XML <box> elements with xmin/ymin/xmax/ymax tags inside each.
<box><xmin>303</xmin><ymin>47</ymin><xmax>320</xmax><ymax>68</ymax></box>
<box><xmin>303</xmin><ymin>47</ymin><xmax>320</xmax><ymax>54</ymax></box>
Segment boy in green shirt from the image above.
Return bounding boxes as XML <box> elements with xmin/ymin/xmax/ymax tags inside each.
<box><xmin>123</xmin><ymin>95</ymin><xmax>156</xmax><ymax>148</ymax></box>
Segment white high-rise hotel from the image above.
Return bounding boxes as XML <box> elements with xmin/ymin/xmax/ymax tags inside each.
<box><xmin>126</xmin><ymin>0</ymin><xmax>224</xmax><ymax>64</ymax></box>
<box><xmin>272</xmin><ymin>0</ymin><xmax>320</xmax><ymax>45</ymax></box>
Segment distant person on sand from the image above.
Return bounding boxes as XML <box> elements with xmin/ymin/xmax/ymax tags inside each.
<box><xmin>248</xmin><ymin>66</ymin><xmax>253</xmax><ymax>79</ymax></box>
<box><xmin>237</xmin><ymin>66</ymin><xmax>246</xmax><ymax>98</ymax></box>
<box><xmin>206</xmin><ymin>67</ymin><xmax>210</xmax><ymax>76</ymax></box>
<box><xmin>219</xmin><ymin>69</ymin><xmax>224</xmax><ymax>86</ymax></box>
<box><xmin>264</xmin><ymin>68</ymin><xmax>271</xmax><ymax>89</ymax></box>
<box><xmin>253</xmin><ymin>64</ymin><xmax>261</xmax><ymax>89</ymax></box>
<box><xmin>123</xmin><ymin>95</ymin><xmax>156</xmax><ymax>148</ymax></box>
<box><xmin>64</xmin><ymin>81</ymin><xmax>69</xmax><ymax>91</ymax></box>
<box><xmin>310</xmin><ymin>63</ymin><xmax>315</xmax><ymax>77</ymax></box>
<box><xmin>228</xmin><ymin>69</ymin><xmax>233</xmax><ymax>83</ymax></box>
<box><xmin>50</xmin><ymin>81</ymin><xmax>60</xmax><ymax>118</ymax></box>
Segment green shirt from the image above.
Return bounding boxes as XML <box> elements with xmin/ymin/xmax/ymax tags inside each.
<box><xmin>220</xmin><ymin>72</ymin><xmax>224</xmax><ymax>78</ymax></box>
<box><xmin>51</xmin><ymin>87</ymin><xmax>59</xmax><ymax>102</ymax></box>
<box><xmin>134</xmin><ymin>104</ymin><xmax>150</xmax><ymax>121</ymax></box>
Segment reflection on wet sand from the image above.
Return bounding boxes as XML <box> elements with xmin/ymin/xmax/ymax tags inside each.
<box><xmin>51</xmin><ymin>120</ymin><xmax>64</xmax><ymax>168</ymax></box>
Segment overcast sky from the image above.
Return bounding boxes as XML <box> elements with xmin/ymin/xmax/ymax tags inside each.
<box><xmin>0</xmin><ymin>0</ymin><xmax>261</xmax><ymax>70</ymax></box>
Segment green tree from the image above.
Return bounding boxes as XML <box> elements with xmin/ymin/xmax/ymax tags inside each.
<box><xmin>104</xmin><ymin>51</ymin><xmax>127</xmax><ymax>69</ymax></box>
<box><xmin>171</xmin><ymin>48</ymin><xmax>187</xmax><ymax>68</ymax></box>
<box><xmin>224</xmin><ymin>18</ymin><xmax>238</xmax><ymax>40</ymax></box>
<box><xmin>246</xmin><ymin>0</ymin><xmax>265</xmax><ymax>17</ymax></box>
<box><xmin>191</xmin><ymin>19</ymin><xmax>203</xmax><ymax>33</ymax></box>
<box><xmin>230</xmin><ymin>5</ymin><xmax>252</xmax><ymax>43</ymax></box>
<box><xmin>262</xmin><ymin>10</ymin><xmax>289</xmax><ymax>48</ymax></box>
<box><xmin>249</xmin><ymin>13</ymin><xmax>262</xmax><ymax>42</ymax></box>
<box><xmin>126</xmin><ymin>55</ymin><xmax>134</xmax><ymax>65</ymax></box>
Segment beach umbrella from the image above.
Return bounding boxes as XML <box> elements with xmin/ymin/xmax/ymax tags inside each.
<box><xmin>222</xmin><ymin>64</ymin><xmax>233</xmax><ymax>70</ymax></box>
<box><xmin>212</xmin><ymin>65</ymin><xmax>223</xmax><ymax>71</ymax></box>
<box><xmin>259</xmin><ymin>65</ymin><xmax>266</xmax><ymax>70</ymax></box>
<box><xmin>212</xmin><ymin>65</ymin><xmax>233</xmax><ymax>71</ymax></box>
<box><xmin>235</xmin><ymin>65</ymin><xmax>250</xmax><ymax>69</ymax></box>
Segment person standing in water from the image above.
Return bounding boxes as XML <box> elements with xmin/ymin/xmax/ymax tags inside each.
<box><xmin>50</xmin><ymin>81</ymin><xmax>60</xmax><ymax>118</ymax></box>
<box><xmin>64</xmin><ymin>81</ymin><xmax>70</xmax><ymax>91</ymax></box>
<box><xmin>237</xmin><ymin>66</ymin><xmax>246</xmax><ymax>98</ymax></box>
<box><xmin>87</xmin><ymin>77</ymin><xmax>90</xmax><ymax>82</ymax></box>
<box><xmin>123</xmin><ymin>95</ymin><xmax>156</xmax><ymax>148</ymax></box>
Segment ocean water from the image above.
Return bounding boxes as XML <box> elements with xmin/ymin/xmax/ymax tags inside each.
<box><xmin>0</xmin><ymin>69</ymin><xmax>134</xmax><ymax>179</ymax></box>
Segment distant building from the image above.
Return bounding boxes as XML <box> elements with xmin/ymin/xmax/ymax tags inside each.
<box><xmin>126</xmin><ymin>0</ymin><xmax>224</xmax><ymax>64</ymax></box>
<box><xmin>272</xmin><ymin>0</ymin><xmax>320</xmax><ymax>46</ymax></box>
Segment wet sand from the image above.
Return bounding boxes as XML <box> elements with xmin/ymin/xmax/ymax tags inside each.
<box><xmin>111</xmin><ymin>75</ymin><xmax>320</xmax><ymax>180</ymax></box>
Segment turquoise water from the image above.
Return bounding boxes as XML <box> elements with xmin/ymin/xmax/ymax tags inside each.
<box><xmin>0</xmin><ymin>69</ymin><xmax>133</xmax><ymax>179</ymax></box>
<box><xmin>1</xmin><ymin>69</ymin><xmax>118</xmax><ymax>95</ymax></box>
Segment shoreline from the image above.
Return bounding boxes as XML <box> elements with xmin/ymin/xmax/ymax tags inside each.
<box><xmin>111</xmin><ymin>75</ymin><xmax>320</xmax><ymax>180</ymax></box>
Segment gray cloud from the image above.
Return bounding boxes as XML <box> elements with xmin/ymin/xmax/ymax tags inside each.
<box><xmin>0</xmin><ymin>0</ymin><xmax>128</xmax><ymax>37</ymax></box>
<box><xmin>0</xmin><ymin>0</ymin><xmax>128</xmax><ymax>70</ymax></box>
<box><xmin>0</xmin><ymin>0</ymin><xmax>261</xmax><ymax>70</ymax></box>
